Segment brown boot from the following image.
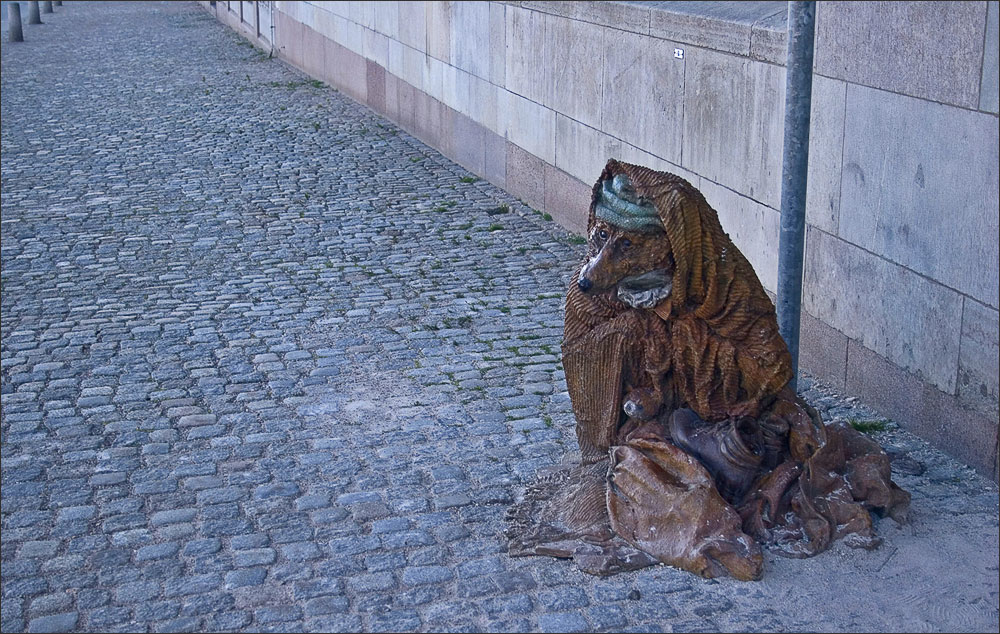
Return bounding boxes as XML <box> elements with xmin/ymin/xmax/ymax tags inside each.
<box><xmin>668</xmin><ymin>409</ymin><xmax>764</xmax><ymax>504</ymax></box>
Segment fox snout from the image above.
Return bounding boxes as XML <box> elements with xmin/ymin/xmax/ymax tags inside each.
<box><xmin>577</xmin><ymin>244</ymin><xmax>621</xmax><ymax>294</ymax></box>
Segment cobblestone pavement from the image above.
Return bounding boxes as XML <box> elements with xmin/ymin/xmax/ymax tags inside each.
<box><xmin>2</xmin><ymin>3</ymin><xmax>998</xmax><ymax>633</ymax></box>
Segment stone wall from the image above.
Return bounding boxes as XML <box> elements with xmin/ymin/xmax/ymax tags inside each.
<box><xmin>203</xmin><ymin>1</ymin><xmax>1000</xmax><ymax>479</ymax></box>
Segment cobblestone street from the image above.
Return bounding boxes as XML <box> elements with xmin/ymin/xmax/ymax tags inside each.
<box><xmin>1</xmin><ymin>3</ymin><xmax>997</xmax><ymax>633</ymax></box>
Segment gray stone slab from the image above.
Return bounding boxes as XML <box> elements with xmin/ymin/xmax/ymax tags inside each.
<box><xmin>804</xmin><ymin>75</ymin><xmax>846</xmax><ymax>235</ymax></box>
<box><xmin>648</xmin><ymin>1</ymin><xmax>787</xmax><ymax>57</ymax></box>
<box><xmin>982</xmin><ymin>1</ymin><xmax>999</xmax><ymax>113</ymax></box>
<box><xmin>804</xmin><ymin>227</ymin><xmax>964</xmax><ymax>394</ymax></box>
<box><xmin>838</xmin><ymin>83</ymin><xmax>1000</xmax><ymax>308</ymax></box>
<box><xmin>545</xmin><ymin>13</ymin><xmax>604</xmax><ymax>131</ymax></box>
<box><xmin>450</xmin><ymin>1</ymin><xmax>489</xmax><ymax>78</ymax></box>
<box><xmin>601</xmin><ymin>28</ymin><xmax>684</xmax><ymax>165</ymax></box>
<box><xmin>958</xmin><ymin>299</ymin><xmax>1000</xmax><ymax>414</ymax></box>
<box><xmin>814</xmin><ymin>1</ymin><xmax>987</xmax><ymax>109</ymax></box>
<box><xmin>504</xmin><ymin>5</ymin><xmax>547</xmax><ymax>105</ymax></box>
<box><xmin>799</xmin><ymin>310</ymin><xmax>849</xmax><ymax>391</ymax></box>
<box><xmin>846</xmin><ymin>340</ymin><xmax>999</xmax><ymax>477</ymax></box>
<box><xmin>682</xmin><ymin>46</ymin><xmax>785</xmax><ymax>210</ymax></box>
<box><xmin>554</xmin><ymin>113</ymin><xmax>621</xmax><ymax>189</ymax></box>
<box><xmin>521</xmin><ymin>0</ymin><xmax>652</xmax><ymax>35</ymax></box>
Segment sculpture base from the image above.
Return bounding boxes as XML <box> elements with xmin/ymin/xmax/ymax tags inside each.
<box><xmin>506</xmin><ymin>401</ymin><xmax>910</xmax><ymax>581</ymax></box>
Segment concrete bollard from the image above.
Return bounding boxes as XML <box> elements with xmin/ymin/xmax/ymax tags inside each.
<box><xmin>28</xmin><ymin>1</ymin><xmax>42</xmax><ymax>24</ymax></box>
<box><xmin>42</xmin><ymin>1</ymin><xmax>53</xmax><ymax>14</ymax></box>
<box><xmin>55</xmin><ymin>1</ymin><xmax>63</xmax><ymax>6</ymax></box>
<box><xmin>8</xmin><ymin>2</ymin><xmax>25</xmax><ymax>42</ymax></box>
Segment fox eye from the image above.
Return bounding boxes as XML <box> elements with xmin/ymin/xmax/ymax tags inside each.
<box><xmin>621</xmin><ymin>239</ymin><xmax>632</xmax><ymax>249</ymax></box>
<box><xmin>598</xmin><ymin>229</ymin><xmax>609</xmax><ymax>240</ymax></box>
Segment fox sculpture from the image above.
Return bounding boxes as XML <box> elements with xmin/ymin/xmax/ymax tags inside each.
<box><xmin>506</xmin><ymin>159</ymin><xmax>910</xmax><ymax>580</ymax></box>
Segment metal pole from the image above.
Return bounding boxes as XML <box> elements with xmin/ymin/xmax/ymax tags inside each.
<box><xmin>42</xmin><ymin>1</ymin><xmax>52</xmax><ymax>14</ymax></box>
<box><xmin>28</xmin><ymin>1</ymin><xmax>42</xmax><ymax>24</ymax></box>
<box><xmin>8</xmin><ymin>2</ymin><xmax>24</xmax><ymax>41</ymax></box>
<box><xmin>776</xmin><ymin>1</ymin><xmax>816</xmax><ymax>392</ymax></box>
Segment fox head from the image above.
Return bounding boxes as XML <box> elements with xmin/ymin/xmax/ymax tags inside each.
<box><xmin>577</xmin><ymin>220</ymin><xmax>675</xmax><ymax>308</ymax></box>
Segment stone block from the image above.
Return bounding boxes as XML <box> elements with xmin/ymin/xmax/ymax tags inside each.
<box><xmin>649</xmin><ymin>1</ymin><xmax>786</xmax><ymax>57</ymax></box>
<box><xmin>301</xmin><ymin>22</ymin><xmax>325</xmax><ymax>81</ymax></box>
<box><xmin>349</xmin><ymin>1</ymin><xmax>376</xmax><ymax>31</ymax></box>
<box><xmin>501</xmin><ymin>90</ymin><xmax>555</xmax><ymax>165</ymax></box>
<box><xmin>846</xmin><ymin>340</ymin><xmax>998</xmax><ymax>477</ymax></box>
<box><xmin>324</xmin><ymin>37</ymin><xmax>367</xmax><ymax>104</ymax></box>
<box><xmin>545</xmin><ymin>14</ymin><xmax>605</xmax><ymax>130</ymax></box>
<box><xmin>839</xmin><ymin>84</ymin><xmax>999</xmax><ymax>308</ymax></box>
<box><xmin>505</xmin><ymin>5</ymin><xmax>547</xmax><ymax>104</ymax></box>
<box><xmin>397</xmin><ymin>78</ymin><xmax>416</xmax><ymax>132</ymax></box>
<box><xmin>601</xmin><ymin>29</ymin><xmax>684</xmax><ymax>165</ymax></box>
<box><xmin>805</xmin><ymin>76</ymin><xmax>846</xmax><ymax>235</ymax></box>
<box><xmin>543</xmin><ymin>165</ymin><xmax>591</xmax><ymax>237</ymax></box>
<box><xmin>363</xmin><ymin>28</ymin><xmax>389</xmax><ymax>69</ymax></box>
<box><xmin>489</xmin><ymin>2</ymin><xmax>506</xmax><ymax>86</ymax></box>
<box><xmin>554</xmin><ymin>114</ymin><xmax>621</xmax><ymax>186</ymax></box>
<box><xmin>981</xmin><ymin>1</ymin><xmax>999</xmax><ymax>113</ymax></box>
<box><xmin>329</xmin><ymin>11</ymin><xmax>363</xmax><ymax>57</ymax></box>
<box><xmin>452</xmin><ymin>112</ymin><xmax>486</xmax><ymax>176</ymax></box>
<box><xmin>506</xmin><ymin>142</ymin><xmax>546</xmax><ymax>211</ymax></box>
<box><xmin>397</xmin><ymin>1</ymin><xmax>426</xmax><ymax>52</ymax></box>
<box><xmin>803</xmin><ymin>227</ymin><xmax>963</xmax><ymax>394</ymax></box>
<box><xmin>749</xmin><ymin>7</ymin><xmax>787</xmax><ymax>64</ymax></box>
<box><xmin>366</xmin><ymin>60</ymin><xmax>386</xmax><ymax>114</ymax></box>
<box><xmin>441</xmin><ymin>64</ymin><xmax>466</xmax><ymax>115</ymax></box>
<box><xmin>277</xmin><ymin>11</ymin><xmax>304</xmax><ymax>68</ymax></box>
<box><xmin>310</xmin><ymin>4</ymin><xmax>336</xmax><ymax>41</ymax></box>
<box><xmin>699</xmin><ymin>179</ymin><xmax>780</xmax><ymax>294</ymax></box>
<box><xmin>520</xmin><ymin>0</ymin><xmax>651</xmax><ymax>35</ymax></box>
<box><xmin>814</xmin><ymin>1</ymin><xmax>987</xmax><ymax>109</ymax></box>
<box><xmin>466</xmin><ymin>74</ymin><xmax>497</xmax><ymax>131</ymax></box>
<box><xmin>451</xmin><ymin>1</ymin><xmax>489</xmax><ymax>78</ymax></box>
<box><xmin>958</xmin><ymin>299</ymin><xmax>1000</xmax><ymax>414</ymax></box>
<box><xmin>385</xmin><ymin>72</ymin><xmax>399</xmax><ymax>121</ymax></box>
<box><xmin>422</xmin><ymin>54</ymin><xmax>445</xmax><ymax>103</ymax></box>
<box><xmin>799</xmin><ymin>310</ymin><xmax>849</xmax><ymax>390</ymax></box>
<box><xmin>682</xmin><ymin>47</ymin><xmax>785</xmax><ymax>210</ymax></box>
<box><xmin>373</xmin><ymin>1</ymin><xmax>399</xmax><ymax>39</ymax></box>
<box><xmin>426</xmin><ymin>1</ymin><xmax>451</xmax><ymax>62</ymax></box>
<box><xmin>397</xmin><ymin>41</ymin><xmax>425</xmax><ymax>93</ymax></box>
<box><xmin>483</xmin><ymin>128</ymin><xmax>507</xmax><ymax>190</ymax></box>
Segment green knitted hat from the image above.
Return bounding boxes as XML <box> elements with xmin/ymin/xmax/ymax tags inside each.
<box><xmin>594</xmin><ymin>174</ymin><xmax>663</xmax><ymax>232</ymax></box>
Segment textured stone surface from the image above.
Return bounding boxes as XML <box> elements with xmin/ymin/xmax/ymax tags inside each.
<box><xmin>803</xmin><ymin>228</ymin><xmax>964</xmax><ymax>394</ymax></box>
<box><xmin>554</xmin><ymin>113</ymin><xmax>622</xmax><ymax>188</ymax></box>
<box><xmin>838</xmin><ymin>84</ymin><xmax>1000</xmax><ymax>308</ymax></box>
<box><xmin>682</xmin><ymin>46</ymin><xmax>785</xmax><ymax>210</ymax></box>
<box><xmin>648</xmin><ymin>1</ymin><xmax>787</xmax><ymax>58</ymax></box>
<box><xmin>544</xmin><ymin>13</ymin><xmax>604</xmax><ymax>131</ymax></box>
<box><xmin>601</xmin><ymin>28</ymin><xmax>684</xmax><ymax>165</ymax></box>
<box><xmin>804</xmin><ymin>75</ymin><xmax>846</xmax><ymax>235</ymax></box>
<box><xmin>814</xmin><ymin>1</ymin><xmax>987</xmax><ymax>109</ymax></box>
<box><xmin>958</xmin><ymin>300</ymin><xmax>1000</xmax><ymax>415</ymax></box>
<box><xmin>0</xmin><ymin>3</ymin><xmax>997</xmax><ymax>633</ymax></box>
<box><xmin>982</xmin><ymin>0</ymin><xmax>999</xmax><ymax>113</ymax></box>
